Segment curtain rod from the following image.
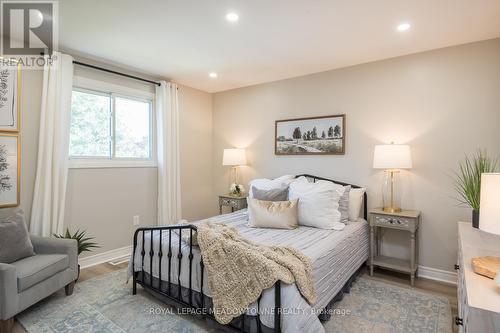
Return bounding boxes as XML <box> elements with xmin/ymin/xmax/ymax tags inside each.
<box><xmin>73</xmin><ymin>61</ymin><xmax>161</xmax><ymax>86</ymax></box>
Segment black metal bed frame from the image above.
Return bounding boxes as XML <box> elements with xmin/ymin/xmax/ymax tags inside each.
<box><xmin>132</xmin><ymin>174</ymin><xmax>367</xmax><ymax>333</ymax></box>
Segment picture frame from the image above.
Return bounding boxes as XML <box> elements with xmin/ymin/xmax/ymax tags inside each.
<box><xmin>275</xmin><ymin>114</ymin><xmax>346</xmax><ymax>155</ymax></box>
<box><xmin>0</xmin><ymin>62</ymin><xmax>21</xmax><ymax>132</ymax></box>
<box><xmin>0</xmin><ymin>133</ymin><xmax>20</xmax><ymax>208</ymax></box>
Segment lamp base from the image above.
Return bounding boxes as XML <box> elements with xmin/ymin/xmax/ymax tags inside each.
<box><xmin>383</xmin><ymin>207</ymin><xmax>402</xmax><ymax>213</ymax></box>
<box><xmin>382</xmin><ymin>170</ymin><xmax>402</xmax><ymax>214</ymax></box>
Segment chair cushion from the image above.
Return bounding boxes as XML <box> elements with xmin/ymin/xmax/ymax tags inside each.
<box><xmin>0</xmin><ymin>211</ymin><xmax>35</xmax><ymax>263</ymax></box>
<box><xmin>11</xmin><ymin>254</ymin><xmax>69</xmax><ymax>292</ymax></box>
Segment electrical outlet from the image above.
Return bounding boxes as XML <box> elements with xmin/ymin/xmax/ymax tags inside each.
<box><xmin>133</xmin><ymin>215</ymin><xmax>140</xmax><ymax>226</ymax></box>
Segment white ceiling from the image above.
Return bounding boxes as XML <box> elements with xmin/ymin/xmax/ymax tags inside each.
<box><xmin>59</xmin><ymin>0</ymin><xmax>500</xmax><ymax>93</ymax></box>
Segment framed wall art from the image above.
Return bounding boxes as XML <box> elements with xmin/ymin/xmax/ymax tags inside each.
<box><xmin>0</xmin><ymin>63</ymin><xmax>20</xmax><ymax>132</ymax></box>
<box><xmin>275</xmin><ymin>114</ymin><xmax>345</xmax><ymax>155</ymax></box>
<box><xmin>0</xmin><ymin>133</ymin><xmax>20</xmax><ymax>208</ymax></box>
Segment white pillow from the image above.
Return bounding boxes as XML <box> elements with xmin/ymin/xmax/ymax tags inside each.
<box><xmin>288</xmin><ymin>177</ymin><xmax>344</xmax><ymax>229</ymax></box>
<box><xmin>248</xmin><ymin>175</ymin><xmax>295</xmax><ymax>197</ymax></box>
<box><xmin>348</xmin><ymin>188</ymin><xmax>366</xmax><ymax>221</ymax></box>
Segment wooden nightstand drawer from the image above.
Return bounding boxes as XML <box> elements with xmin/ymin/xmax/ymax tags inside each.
<box><xmin>370</xmin><ymin>209</ymin><xmax>420</xmax><ymax>232</ymax></box>
<box><xmin>372</xmin><ymin>215</ymin><xmax>412</xmax><ymax>229</ymax></box>
<box><xmin>218</xmin><ymin>195</ymin><xmax>247</xmax><ymax>214</ymax></box>
<box><xmin>220</xmin><ymin>198</ymin><xmax>233</xmax><ymax>206</ymax></box>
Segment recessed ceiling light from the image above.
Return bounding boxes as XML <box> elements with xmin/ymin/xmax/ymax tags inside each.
<box><xmin>209</xmin><ymin>72</ymin><xmax>218</xmax><ymax>78</ymax></box>
<box><xmin>396</xmin><ymin>23</ymin><xmax>411</xmax><ymax>32</ymax></box>
<box><xmin>225</xmin><ymin>12</ymin><xmax>239</xmax><ymax>22</ymax></box>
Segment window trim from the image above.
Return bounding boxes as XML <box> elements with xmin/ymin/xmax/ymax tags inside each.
<box><xmin>68</xmin><ymin>77</ymin><xmax>156</xmax><ymax>169</ymax></box>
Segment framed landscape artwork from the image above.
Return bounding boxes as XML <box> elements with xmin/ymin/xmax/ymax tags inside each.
<box><xmin>0</xmin><ymin>133</ymin><xmax>20</xmax><ymax>208</ymax></box>
<box><xmin>0</xmin><ymin>64</ymin><xmax>20</xmax><ymax>132</ymax></box>
<box><xmin>275</xmin><ymin>114</ymin><xmax>345</xmax><ymax>155</ymax></box>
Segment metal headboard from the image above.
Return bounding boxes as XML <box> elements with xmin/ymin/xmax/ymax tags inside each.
<box><xmin>295</xmin><ymin>174</ymin><xmax>368</xmax><ymax>220</ymax></box>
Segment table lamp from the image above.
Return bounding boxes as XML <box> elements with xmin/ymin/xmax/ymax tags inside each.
<box><xmin>479</xmin><ymin>173</ymin><xmax>500</xmax><ymax>235</ymax></box>
<box><xmin>373</xmin><ymin>143</ymin><xmax>412</xmax><ymax>212</ymax></box>
<box><xmin>222</xmin><ymin>148</ymin><xmax>247</xmax><ymax>196</ymax></box>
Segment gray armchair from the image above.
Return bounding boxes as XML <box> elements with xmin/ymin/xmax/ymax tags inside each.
<box><xmin>0</xmin><ymin>235</ymin><xmax>78</xmax><ymax>332</ymax></box>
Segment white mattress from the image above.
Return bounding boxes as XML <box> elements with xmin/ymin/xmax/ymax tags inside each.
<box><xmin>130</xmin><ymin>209</ymin><xmax>369</xmax><ymax>333</ymax></box>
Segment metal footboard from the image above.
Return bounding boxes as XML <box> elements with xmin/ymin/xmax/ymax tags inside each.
<box><xmin>132</xmin><ymin>225</ymin><xmax>282</xmax><ymax>333</ymax></box>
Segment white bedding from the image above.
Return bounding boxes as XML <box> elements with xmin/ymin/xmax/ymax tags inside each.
<box><xmin>129</xmin><ymin>209</ymin><xmax>369</xmax><ymax>333</ymax></box>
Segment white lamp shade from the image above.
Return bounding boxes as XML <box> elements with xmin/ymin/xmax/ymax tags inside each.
<box><xmin>222</xmin><ymin>148</ymin><xmax>247</xmax><ymax>166</ymax></box>
<box><xmin>479</xmin><ymin>173</ymin><xmax>500</xmax><ymax>235</ymax></box>
<box><xmin>373</xmin><ymin>144</ymin><xmax>412</xmax><ymax>169</ymax></box>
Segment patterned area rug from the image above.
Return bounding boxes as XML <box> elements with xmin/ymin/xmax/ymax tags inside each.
<box><xmin>17</xmin><ymin>269</ymin><xmax>452</xmax><ymax>333</ymax></box>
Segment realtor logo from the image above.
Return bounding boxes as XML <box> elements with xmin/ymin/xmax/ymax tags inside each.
<box><xmin>1</xmin><ymin>1</ymin><xmax>58</xmax><ymax>55</ymax></box>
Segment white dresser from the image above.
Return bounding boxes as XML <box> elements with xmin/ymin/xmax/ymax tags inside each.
<box><xmin>457</xmin><ymin>222</ymin><xmax>500</xmax><ymax>332</ymax></box>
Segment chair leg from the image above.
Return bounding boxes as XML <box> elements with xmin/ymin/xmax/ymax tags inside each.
<box><xmin>0</xmin><ymin>318</ymin><xmax>14</xmax><ymax>333</ymax></box>
<box><xmin>65</xmin><ymin>281</ymin><xmax>75</xmax><ymax>296</ymax></box>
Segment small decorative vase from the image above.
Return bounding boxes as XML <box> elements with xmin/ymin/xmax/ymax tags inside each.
<box><xmin>472</xmin><ymin>210</ymin><xmax>479</xmax><ymax>229</ymax></box>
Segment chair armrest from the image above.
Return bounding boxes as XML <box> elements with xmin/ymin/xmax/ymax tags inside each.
<box><xmin>30</xmin><ymin>236</ymin><xmax>78</xmax><ymax>271</ymax></box>
<box><xmin>0</xmin><ymin>263</ymin><xmax>18</xmax><ymax>320</ymax></box>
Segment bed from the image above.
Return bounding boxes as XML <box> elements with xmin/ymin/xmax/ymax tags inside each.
<box><xmin>129</xmin><ymin>174</ymin><xmax>369</xmax><ymax>333</ymax></box>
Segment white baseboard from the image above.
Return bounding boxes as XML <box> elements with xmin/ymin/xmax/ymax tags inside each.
<box><xmin>79</xmin><ymin>245</ymin><xmax>132</xmax><ymax>269</ymax></box>
<box><xmin>418</xmin><ymin>265</ymin><xmax>457</xmax><ymax>285</ymax></box>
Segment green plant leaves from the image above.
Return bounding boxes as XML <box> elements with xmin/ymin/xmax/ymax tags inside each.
<box><xmin>53</xmin><ymin>228</ymin><xmax>100</xmax><ymax>255</ymax></box>
<box><xmin>454</xmin><ymin>150</ymin><xmax>498</xmax><ymax>210</ymax></box>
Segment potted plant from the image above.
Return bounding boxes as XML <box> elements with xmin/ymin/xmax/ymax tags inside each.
<box><xmin>455</xmin><ymin>150</ymin><xmax>498</xmax><ymax>228</ymax></box>
<box><xmin>54</xmin><ymin>229</ymin><xmax>99</xmax><ymax>280</ymax></box>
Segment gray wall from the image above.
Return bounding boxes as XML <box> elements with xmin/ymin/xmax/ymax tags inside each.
<box><xmin>13</xmin><ymin>58</ymin><xmax>214</xmax><ymax>257</ymax></box>
<box><xmin>179</xmin><ymin>86</ymin><xmax>216</xmax><ymax>220</ymax></box>
<box><xmin>65</xmin><ymin>168</ymin><xmax>158</xmax><ymax>254</ymax></box>
<box><xmin>212</xmin><ymin>38</ymin><xmax>500</xmax><ymax>272</ymax></box>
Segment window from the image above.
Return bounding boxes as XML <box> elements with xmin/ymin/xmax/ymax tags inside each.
<box><xmin>69</xmin><ymin>86</ymin><xmax>154</xmax><ymax>168</ymax></box>
<box><xmin>69</xmin><ymin>90</ymin><xmax>112</xmax><ymax>158</ymax></box>
<box><xmin>114</xmin><ymin>97</ymin><xmax>151</xmax><ymax>159</ymax></box>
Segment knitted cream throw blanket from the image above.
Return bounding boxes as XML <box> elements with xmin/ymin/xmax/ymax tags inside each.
<box><xmin>196</xmin><ymin>222</ymin><xmax>317</xmax><ymax>325</ymax></box>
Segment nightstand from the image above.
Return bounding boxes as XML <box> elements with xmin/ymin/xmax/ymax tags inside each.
<box><xmin>369</xmin><ymin>208</ymin><xmax>421</xmax><ymax>286</ymax></box>
<box><xmin>218</xmin><ymin>195</ymin><xmax>248</xmax><ymax>214</ymax></box>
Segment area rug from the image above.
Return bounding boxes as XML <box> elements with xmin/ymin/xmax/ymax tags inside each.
<box><xmin>17</xmin><ymin>269</ymin><xmax>452</xmax><ymax>333</ymax></box>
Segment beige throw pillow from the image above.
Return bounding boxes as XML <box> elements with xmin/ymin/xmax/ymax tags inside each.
<box><xmin>247</xmin><ymin>197</ymin><xmax>298</xmax><ymax>229</ymax></box>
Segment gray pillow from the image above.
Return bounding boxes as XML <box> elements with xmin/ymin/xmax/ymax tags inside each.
<box><xmin>252</xmin><ymin>186</ymin><xmax>289</xmax><ymax>201</ymax></box>
<box><xmin>339</xmin><ymin>185</ymin><xmax>351</xmax><ymax>223</ymax></box>
<box><xmin>0</xmin><ymin>212</ymin><xmax>35</xmax><ymax>263</ymax></box>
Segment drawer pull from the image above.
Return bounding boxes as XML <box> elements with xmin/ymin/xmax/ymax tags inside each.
<box><xmin>454</xmin><ymin>264</ymin><xmax>460</xmax><ymax>270</ymax></box>
<box><xmin>454</xmin><ymin>316</ymin><xmax>463</xmax><ymax>326</ymax></box>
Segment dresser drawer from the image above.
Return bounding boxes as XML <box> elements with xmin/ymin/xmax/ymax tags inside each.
<box><xmin>457</xmin><ymin>240</ymin><xmax>468</xmax><ymax>333</ymax></box>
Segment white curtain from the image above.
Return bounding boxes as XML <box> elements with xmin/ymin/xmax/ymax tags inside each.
<box><xmin>30</xmin><ymin>52</ymin><xmax>74</xmax><ymax>236</ymax></box>
<box><xmin>156</xmin><ymin>81</ymin><xmax>181</xmax><ymax>225</ymax></box>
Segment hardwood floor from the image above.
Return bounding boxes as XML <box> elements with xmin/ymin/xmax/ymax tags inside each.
<box><xmin>13</xmin><ymin>262</ymin><xmax>457</xmax><ymax>333</ymax></box>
